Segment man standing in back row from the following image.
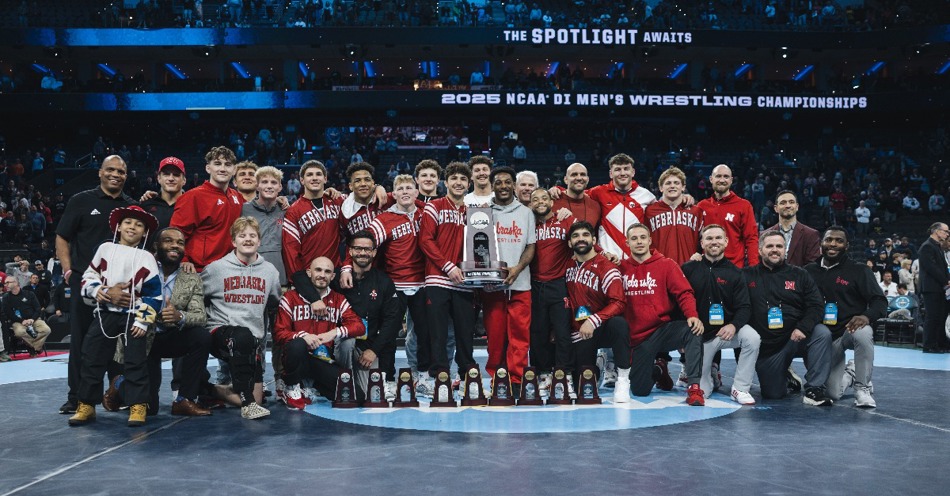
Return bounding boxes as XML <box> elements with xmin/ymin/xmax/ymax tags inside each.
<box><xmin>697</xmin><ymin>164</ymin><xmax>759</xmax><ymax>268</ymax></box>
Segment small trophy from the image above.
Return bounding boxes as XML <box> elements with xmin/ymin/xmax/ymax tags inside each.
<box><xmin>576</xmin><ymin>366</ymin><xmax>602</xmax><ymax>405</ymax></box>
<box><xmin>517</xmin><ymin>367</ymin><xmax>543</xmax><ymax>406</ymax></box>
<box><xmin>547</xmin><ymin>368</ymin><xmax>573</xmax><ymax>405</ymax></box>
<box><xmin>460</xmin><ymin>207</ymin><xmax>509</xmax><ymax>287</ymax></box>
<box><xmin>489</xmin><ymin>367</ymin><xmax>515</xmax><ymax>406</ymax></box>
<box><xmin>460</xmin><ymin>365</ymin><xmax>488</xmax><ymax>406</ymax></box>
<box><xmin>392</xmin><ymin>368</ymin><xmax>419</xmax><ymax>408</ymax></box>
<box><xmin>332</xmin><ymin>369</ymin><xmax>358</xmax><ymax>408</ymax></box>
<box><xmin>363</xmin><ymin>369</ymin><xmax>389</xmax><ymax>408</ymax></box>
<box><xmin>429</xmin><ymin>369</ymin><xmax>457</xmax><ymax>408</ymax></box>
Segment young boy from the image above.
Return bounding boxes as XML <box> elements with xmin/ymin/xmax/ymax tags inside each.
<box><xmin>70</xmin><ymin>206</ymin><xmax>162</xmax><ymax>427</ymax></box>
<box><xmin>201</xmin><ymin>217</ymin><xmax>281</xmax><ymax>420</ymax></box>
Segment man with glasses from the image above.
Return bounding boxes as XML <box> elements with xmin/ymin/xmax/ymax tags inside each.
<box><xmin>919</xmin><ymin>222</ymin><xmax>950</xmax><ymax>353</ymax></box>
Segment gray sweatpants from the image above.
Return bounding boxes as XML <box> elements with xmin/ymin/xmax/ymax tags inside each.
<box><xmin>755</xmin><ymin>324</ymin><xmax>831</xmax><ymax>400</ymax></box>
<box><xmin>824</xmin><ymin>325</ymin><xmax>874</xmax><ymax>400</ymax></box>
<box><xmin>701</xmin><ymin>324</ymin><xmax>761</xmax><ymax>398</ymax></box>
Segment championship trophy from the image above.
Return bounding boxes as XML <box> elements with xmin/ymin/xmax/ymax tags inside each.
<box><xmin>517</xmin><ymin>367</ymin><xmax>543</xmax><ymax>406</ymax></box>
<box><xmin>576</xmin><ymin>366</ymin><xmax>602</xmax><ymax>405</ymax></box>
<box><xmin>429</xmin><ymin>369</ymin><xmax>457</xmax><ymax>408</ymax></box>
<box><xmin>460</xmin><ymin>365</ymin><xmax>488</xmax><ymax>406</ymax></box>
<box><xmin>489</xmin><ymin>367</ymin><xmax>515</xmax><ymax>406</ymax></box>
<box><xmin>547</xmin><ymin>368</ymin><xmax>573</xmax><ymax>405</ymax></box>
<box><xmin>332</xmin><ymin>369</ymin><xmax>358</xmax><ymax>408</ymax></box>
<box><xmin>392</xmin><ymin>368</ymin><xmax>419</xmax><ymax>408</ymax></box>
<box><xmin>460</xmin><ymin>206</ymin><xmax>509</xmax><ymax>287</ymax></box>
<box><xmin>363</xmin><ymin>368</ymin><xmax>390</xmax><ymax>408</ymax></box>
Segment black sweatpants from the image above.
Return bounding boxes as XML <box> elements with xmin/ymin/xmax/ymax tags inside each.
<box><xmin>282</xmin><ymin>337</ymin><xmax>365</xmax><ymax>402</ymax></box>
<box><xmin>148</xmin><ymin>326</ymin><xmax>212</xmax><ymax>411</ymax></box>
<box><xmin>426</xmin><ymin>287</ymin><xmax>476</xmax><ymax>376</ymax></box>
<box><xmin>68</xmin><ymin>273</ymin><xmax>120</xmax><ymax>403</ymax></box>
<box><xmin>629</xmin><ymin>321</ymin><xmax>703</xmax><ymax>396</ymax></box>
<box><xmin>574</xmin><ymin>316</ymin><xmax>630</xmax><ymax>379</ymax></box>
<box><xmin>530</xmin><ymin>278</ymin><xmax>573</xmax><ymax>373</ymax></box>
<box><xmin>78</xmin><ymin>311</ymin><xmax>149</xmax><ymax>406</ymax></box>
<box><xmin>922</xmin><ymin>292</ymin><xmax>949</xmax><ymax>350</ymax></box>
<box><xmin>210</xmin><ymin>326</ymin><xmax>263</xmax><ymax>406</ymax></box>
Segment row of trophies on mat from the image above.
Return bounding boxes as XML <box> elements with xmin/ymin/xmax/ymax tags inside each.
<box><xmin>333</xmin><ymin>365</ymin><xmax>604</xmax><ymax>408</ymax></box>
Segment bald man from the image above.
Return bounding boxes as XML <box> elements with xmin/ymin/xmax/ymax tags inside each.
<box><xmin>696</xmin><ymin>165</ymin><xmax>759</xmax><ymax>268</ymax></box>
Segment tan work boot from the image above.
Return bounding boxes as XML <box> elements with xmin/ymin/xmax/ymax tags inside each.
<box><xmin>128</xmin><ymin>403</ymin><xmax>148</xmax><ymax>427</ymax></box>
<box><xmin>68</xmin><ymin>402</ymin><xmax>96</xmax><ymax>426</ymax></box>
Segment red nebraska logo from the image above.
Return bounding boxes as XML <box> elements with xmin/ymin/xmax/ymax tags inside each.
<box><xmin>836</xmin><ymin>277</ymin><xmax>850</xmax><ymax>286</ymax></box>
<box><xmin>785</xmin><ymin>281</ymin><xmax>796</xmax><ymax>290</ymax></box>
<box><xmin>748</xmin><ymin>281</ymin><xmax>756</xmax><ymax>288</ymax></box>
<box><xmin>716</xmin><ymin>277</ymin><xmax>728</xmax><ymax>285</ymax></box>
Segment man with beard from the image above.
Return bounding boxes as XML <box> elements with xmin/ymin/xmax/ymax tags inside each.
<box><xmin>464</xmin><ymin>155</ymin><xmax>494</xmax><ymax>207</ymax></box>
<box><xmin>768</xmin><ymin>190</ymin><xmax>820</xmax><ymax>267</ymax></box>
<box><xmin>529</xmin><ymin>188</ymin><xmax>575</xmax><ymax>390</ymax></box>
<box><xmin>418</xmin><ymin>162</ymin><xmax>479</xmax><ymax>379</ymax></box>
<box><xmin>515</xmin><ymin>170</ymin><xmax>539</xmax><ymax>206</ymax></box>
<box><xmin>274</xmin><ymin>256</ymin><xmax>365</xmax><ymax>409</ymax></box>
<box><xmin>697</xmin><ymin>164</ymin><xmax>759</xmax><ymax>268</ymax></box>
<box><xmin>552</xmin><ymin>163</ymin><xmax>600</xmax><ymax>228</ymax></box>
<box><xmin>338</xmin><ymin>162</ymin><xmax>393</xmax><ymax>288</ymax></box>
<box><xmin>564</xmin><ymin>221</ymin><xmax>630</xmax><ymax>403</ymax></box>
<box><xmin>681</xmin><ymin>225</ymin><xmax>759</xmax><ymax>404</ymax></box>
<box><xmin>55</xmin><ymin>155</ymin><xmax>135</xmax><ymax>414</ymax></box>
<box><xmin>482</xmin><ymin>167</ymin><xmax>536</xmax><ymax>394</ymax></box>
<box><xmin>620</xmin><ymin>224</ymin><xmax>706</xmax><ymax>406</ymax></box>
<box><xmin>745</xmin><ymin>231</ymin><xmax>832</xmax><ymax>405</ymax></box>
<box><xmin>805</xmin><ymin>227</ymin><xmax>887</xmax><ymax>407</ymax></box>
<box><xmin>139</xmin><ymin>227</ymin><xmax>213</xmax><ymax>416</ymax></box>
<box><xmin>334</xmin><ymin>232</ymin><xmax>403</xmax><ymax>398</ymax></box>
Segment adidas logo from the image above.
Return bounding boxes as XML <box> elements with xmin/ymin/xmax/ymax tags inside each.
<box><xmin>216</xmin><ymin>199</ymin><xmax>225</xmax><ymax>206</ymax></box>
<box><xmin>90</xmin><ymin>208</ymin><xmax>101</xmax><ymax>215</ymax></box>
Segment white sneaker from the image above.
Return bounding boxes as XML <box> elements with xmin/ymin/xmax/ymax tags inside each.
<box><xmin>675</xmin><ymin>369</ymin><xmax>689</xmax><ymax>389</ymax></box>
<box><xmin>854</xmin><ymin>387</ymin><xmax>876</xmax><ymax>408</ymax></box>
<box><xmin>274</xmin><ymin>378</ymin><xmax>287</xmax><ymax>404</ymax></box>
<box><xmin>730</xmin><ymin>387</ymin><xmax>756</xmax><ymax>405</ymax></box>
<box><xmin>613</xmin><ymin>375</ymin><xmax>631</xmax><ymax>404</ymax></box>
<box><xmin>539</xmin><ymin>373</ymin><xmax>553</xmax><ymax>392</ymax></box>
<box><xmin>567</xmin><ymin>378</ymin><xmax>577</xmax><ymax>399</ymax></box>
<box><xmin>241</xmin><ymin>402</ymin><xmax>271</xmax><ymax>420</ymax></box>
<box><xmin>415</xmin><ymin>377</ymin><xmax>435</xmax><ymax>398</ymax></box>
<box><xmin>284</xmin><ymin>383</ymin><xmax>307</xmax><ymax>411</ymax></box>
<box><xmin>302</xmin><ymin>387</ymin><xmax>320</xmax><ymax>404</ymax></box>
<box><xmin>384</xmin><ymin>381</ymin><xmax>397</xmax><ymax>401</ymax></box>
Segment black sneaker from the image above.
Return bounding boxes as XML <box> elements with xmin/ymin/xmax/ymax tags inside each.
<box><xmin>59</xmin><ymin>400</ymin><xmax>78</xmax><ymax>414</ymax></box>
<box><xmin>802</xmin><ymin>387</ymin><xmax>833</xmax><ymax>406</ymax></box>
<box><xmin>786</xmin><ymin>367</ymin><xmax>803</xmax><ymax>393</ymax></box>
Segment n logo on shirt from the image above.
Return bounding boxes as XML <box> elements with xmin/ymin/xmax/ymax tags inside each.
<box><xmin>785</xmin><ymin>281</ymin><xmax>796</xmax><ymax>290</ymax></box>
<box><xmin>725</xmin><ymin>213</ymin><xmax>735</xmax><ymax>222</ymax></box>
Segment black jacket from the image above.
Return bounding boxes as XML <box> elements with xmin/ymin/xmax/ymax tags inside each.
<box><xmin>2</xmin><ymin>290</ymin><xmax>41</xmax><ymax>324</ymax></box>
<box><xmin>682</xmin><ymin>256</ymin><xmax>751</xmax><ymax>342</ymax></box>
<box><xmin>743</xmin><ymin>262</ymin><xmax>824</xmax><ymax>357</ymax></box>
<box><xmin>918</xmin><ymin>237</ymin><xmax>949</xmax><ymax>294</ymax></box>
<box><xmin>804</xmin><ymin>256</ymin><xmax>888</xmax><ymax>340</ymax></box>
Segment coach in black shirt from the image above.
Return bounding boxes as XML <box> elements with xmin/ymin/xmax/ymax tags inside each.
<box><xmin>918</xmin><ymin>222</ymin><xmax>950</xmax><ymax>352</ymax></box>
<box><xmin>54</xmin><ymin>155</ymin><xmax>135</xmax><ymax>414</ymax></box>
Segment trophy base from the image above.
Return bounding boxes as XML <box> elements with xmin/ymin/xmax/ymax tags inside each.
<box><xmin>460</xmin><ymin>272</ymin><xmax>509</xmax><ymax>288</ymax></box>
<box><xmin>460</xmin><ymin>398</ymin><xmax>488</xmax><ymax>407</ymax></box>
<box><xmin>392</xmin><ymin>400</ymin><xmax>420</xmax><ymax>408</ymax></box>
<box><xmin>429</xmin><ymin>400</ymin><xmax>458</xmax><ymax>408</ymax></box>
<box><xmin>575</xmin><ymin>397</ymin><xmax>603</xmax><ymax>405</ymax></box>
<box><xmin>362</xmin><ymin>400</ymin><xmax>390</xmax><ymax>408</ymax></box>
<box><xmin>545</xmin><ymin>397</ymin><xmax>574</xmax><ymax>406</ymax></box>
<box><xmin>332</xmin><ymin>401</ymin><xmax>359</xmax><ymax>409</ymax></box>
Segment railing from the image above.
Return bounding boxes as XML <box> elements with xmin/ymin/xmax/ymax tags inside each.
<box><xmin>73</xmin><ymin>152</ymin><xmax>93</xmax><ymax>168</ymax></box>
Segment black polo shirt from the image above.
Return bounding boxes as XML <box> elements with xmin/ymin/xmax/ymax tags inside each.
<box><xmin>55</xmin><ymin>187</ymin><xmax>135</xmax><ymax>273</ymax></box>
<box><xmin>141</xmin><ymin>196</ymin><xmax>175</xmax><ymax>231</ymax></box>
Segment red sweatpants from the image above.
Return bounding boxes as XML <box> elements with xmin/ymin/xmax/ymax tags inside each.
<box><xmin>483</xmin><ymin>290</ymin><xmax>532</xmax><ymax>384</ymax></box>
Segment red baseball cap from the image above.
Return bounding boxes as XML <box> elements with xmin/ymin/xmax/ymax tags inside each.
<box><xmin>158</xmin><ymin>156</ymin><xmax>185</xmax><ymax>174</ymax></box>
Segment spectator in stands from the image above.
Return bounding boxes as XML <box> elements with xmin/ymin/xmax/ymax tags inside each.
<box><xmin>33</xmin><ymin>259</ymin><xmax>51</xmax><ymax>289</ymax></box>
<box><xmin>898</xmin><ymin>259</ymin><xmax>916</xmax><ymax>294</ymax></box>
<box><xmin>928</xmin><ymin>191</ymin><xmax>945</xmax><ymax>213</ymax></box>
<box><xmin>2</xmin><ymin>274</ymin><xmax>51</xmax><ymax>356</ymax></box>
<box><xmin>285</xmin><ymin>171</ymin><xmax>301</xmax><ymax>202</ymax></box>
<box><xmin>5</xmin><ymin>258</ymin><xmax>33</xmax><ymax>288</ymax></box>
<box><xmin>879</xmin><ymin>271</ymin><xmax>898</xmax><ymax>296</ymax></box>
<box><xmin>25</xmin><ymin>273</ymin><xmax>49</xmax><ymax>309</ymax></box>
<box><xmin>854</xmin><ymin>200</ymin><xmax>871</xmax><ymax>238</ymax></box>
<box><xmin>902</xmin><ymin>191</ymin><xmax>921</xmax><ymax>213</ymax></box>
<box><xmin>512</xmin><ymin>141</ymin><xmax>527</xmax><ymax>166</ymax></box>
<box><xmin>48</xmin><ymin>277</ymin><xmax>69</xmax><ymax>324</ymax></box>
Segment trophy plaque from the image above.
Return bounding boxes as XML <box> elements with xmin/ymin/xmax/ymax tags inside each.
<box><xmin>517</xmin><ymin>367</ymin><xmax>543</xmax><ymax>406</ymax></box>
<box><xmin>576</xmin><ymin>366</ymin><xmax>602</xmax><ymax>405</ymax></box>
<box><xmin>489</xmin><ymin>367</ymin><xmax>515</xmax><ymax>406</ymax></box>
<box><xmin>547</xmin><ymin>368</ymin><xmax>573</xmax><ymax>405</ymax></box>
<box><xmin>460</xmin><ymin>206</ymin><xmax>509</xmax><ymax>287</ymax></box>
<box><xmin>429</xmin><ymin>369</ymin><xmax>457</xmax><ymax>408</ymax></box>
<box><xmin>460</xmin><ymin>365</ymin><xmax>488</xmax><ymax>407</ymax></box>
<box><xmin>332</xmin><ymin>369</ymin><xmax>358</xmax><ymax>408</ymax></box>
<box><xmin>392</xmin><ymin>368</ymin><xmax>419</xmax><ymax>408</ymax></box>
<box><xmin>363</xmin><ymin>368</ymin><xmax>389</xmax><ymax>408</ymax></box>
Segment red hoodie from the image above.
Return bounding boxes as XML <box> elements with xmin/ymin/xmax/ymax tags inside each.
<box><xmin>620</xmin><ymin>249</ymin><xmax>698</xmax><ymax>348</ymax></box>
<box><xmin>170</xmin><ymin>181</ymin><xmax>244</xmax><ymax>271</ymax></box>
<box><xmin>696</xmin><ymin>192</ymin><xmax>759</xmax><ymax>267</ymax></box>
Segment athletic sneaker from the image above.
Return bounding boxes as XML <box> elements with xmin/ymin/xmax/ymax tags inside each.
<box><xmin>275</xmin><ymin>378</ymin><xmax>287</xmax><ymax>404</ymax></box>
<box><xmin>854</xmin><ymin>387</ymin><xmax>876</xmax><ymax>408</ymax></box>
<box><xmin>842</xmin><ymin>359</ymin><xmax>873</xmax><ymax>394</ymax></box>
<box><xmin>0</xmin><ymin>352</ymin><xmax>11</xmax><ymax>362</ymax></box>
<box><xmin>711</xmin><ymin>362</ymin><xmax>722</xmax><ymax>392</ymax></box>
<box><xmin>601</xmin><ymin>367</ymin><xmax>617</xmax><ymax>389</ymax></box>
<box><xmin>284</xmin><ymin>383</ymin><xmax>307</xmax><ymax>411</ymax></box>
<box><xmin>675</xmin><ymin>369</ymin><xmax>689</xmax><ymax>389</ymax></box>
<box><xmin>686</xmin><ymin>384</ymin><xmax>705</xmax><ymax>406</ymax></box>
<box><xmin>538</xmin><ymin>373</ymin><xmax>553</xmax><ymax>392</ymax></box>
<box><xmin>613</xmin><ymin>375</ymin><xmax>631</xmax><ymax>404</ymax></box>
<box><xmin>415</xmin><ymin>377</ymin><xmax>435</xmax><ymax>398</ymax></box>
<box><xmin>653</xmin><ymin>358</ymin><xmax>674</xmax><ymax>391</ymax></box>
<box><xmin>241</xmin><ymin>402</ymin><xmax>271</xmax><ymax>419</ymax></box>
<box><xmin>730</xmin><ymin>388</ymin><xmax>756</xmax><ymax>405</ymax></box>
<box><xmin>802</xmin><ymin>387</ymin><xmax>833</xmax><ymax>406</ymax></box>
<box><xmin>385</xmin><ymin>381</ymin><xmax>397</xmax><ymax>401</ymax></box>
<box><xmin>302</xmin><ymin>387</ymin><xmax>320</xmax><ymax>404</ymax></box>
<box><xmin>567</xmin><ymin>378</ymin><xmax>577</xmax><ymax>399</ymax></box>
<box><xmin>787</xmin><ymin>366</ymin><xmax>803</xmax><ymax>393</ymax></box>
